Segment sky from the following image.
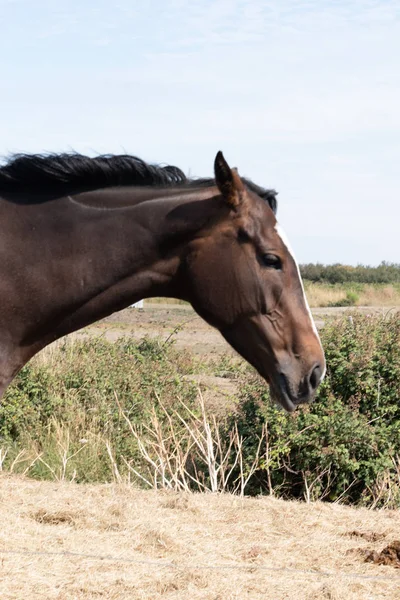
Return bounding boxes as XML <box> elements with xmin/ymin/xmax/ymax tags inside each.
<box><xmin>0</xmin><ymin>0</ymin><xmax>399</xmax><ymax>265</ymax></box>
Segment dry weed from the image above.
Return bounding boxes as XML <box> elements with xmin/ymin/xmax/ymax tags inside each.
<box><xmin>135</xmin><ymin>525</ymin><xmax>179</xmax><ymax>557</ymax></box>
<box><xmin>158</xmin><ymin>492</ymin><xmax>192</xmax><ymax>511</ymax></box>
<box><xmin>345</xmin><ymin>530</ymin><xmax>387</xmax><ymax>543</ymax></box>
<box><xmin>1</xmin><ymin>476</ymin><xmax>400</xmax><ymax>599</ymax></box>
<box><xmin>31</xmin><ymin>508</ymin><xmax>82</xmax><ymax>526</ymax></box>
<box><xmin>304</xmin><ymin>282</ymin><xmax>400</xmax><ymax>308</ymax></box>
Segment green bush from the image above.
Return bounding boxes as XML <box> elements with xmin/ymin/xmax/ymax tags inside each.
<box><xmin>229</xmin><ymin>314</ymin><xmax>400</xmax><ymax>507</ymax></box>
<box><xmin>1</xmin><ymin>315</ymin><xmax>400</xmax><ymax>507</ymax></box>
<box><xmin>0</xmin><ymin>337</ymin><xmax>201</xmax><ymax>482</ymax></box>
<box><xmin>300</xmin><ymin>261</ymin><xmax>400</xmax><ymax>284</ymax></box>
<box><xmin>328</xmin><ymin>290</ymin><xmax>359</xmax><ymax>307</ymax></box>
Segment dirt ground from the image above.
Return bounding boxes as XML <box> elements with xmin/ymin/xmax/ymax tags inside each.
<box><xmin>0</xmin><ymin>475</ymin><xmax>399</xmax><ymax>600</ymax></box>
<box><xmin>70</xmin><ymin>303</ymin><xmax>399</xmax><ymax>356</ymax></box>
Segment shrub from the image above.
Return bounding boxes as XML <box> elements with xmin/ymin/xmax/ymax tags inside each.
<box><xmin>229</xmin><ymin>314</ymin><xmax>400</xmax><ymax>507</ymax></box>
<box><xmin>0</xmin><ymin>337</ymin><xmax>201</xmax><ymax>482</ymax></box>
<box><xmin>328</xmin><ymin>290</ymin><xmax>359</xmax><ymax>307</ymax></box>
<box><xmin>1</xmin><ymin>315</ymin><xmax>400</xmax><ymax>508</ymax></box>
<box><xmin>300</xmin><ymin>262</ymin><xmax>400</xmax><ymax>284</ymax></box>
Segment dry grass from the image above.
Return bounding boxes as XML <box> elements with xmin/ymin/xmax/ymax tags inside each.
<box><xmin>358</xmin><ymin>285</ymin><xmax>400</xmax><ymax>306</ymax></box>
<box><xmin>146</xmin><ymin>286</ymin><xmax>400</xmax><ymax>310</ymax></box>
<box><xmin>0</xmin><ymin>475</ymin><xmax>399</xmax><ymax>599</ymax></box>
<box><xmin>305</xmin><ymin>284</ymin><xmax>346</xmax><ymax>308</ymax></box>
<box><xmin>145</xmin><ymin>297</ymin><xmax>189</xmax><ymax>306</ymax></box>
<box><xmin>304</xmin><ymin>283</ymin><xmax>400</xmax><ymax>308</ymax></box>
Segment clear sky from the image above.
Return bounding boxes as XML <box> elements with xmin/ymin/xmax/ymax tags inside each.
<box><xmin>1</xmin><ymin>0</ymin><xmax>399</xmax><ymax>265</ymax></box>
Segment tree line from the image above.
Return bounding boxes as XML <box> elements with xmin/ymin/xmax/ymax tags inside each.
<box><xmin>299</xmin><ymin>262</ymin><xmax>400</xmax><ymax>284</ymax></box>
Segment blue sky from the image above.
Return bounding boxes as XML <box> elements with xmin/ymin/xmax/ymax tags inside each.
<box><xmin>1</xmin><ymin>0</ymin><xmax>399</xmax><ymax>265</ymax></box>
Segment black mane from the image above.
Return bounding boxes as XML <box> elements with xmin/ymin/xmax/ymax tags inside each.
<box><xmin>0</xmin><ymin>152</ymin><xmax>277</xmax><ymax>212</ymax></box>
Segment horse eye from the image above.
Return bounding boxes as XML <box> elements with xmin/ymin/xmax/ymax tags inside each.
<box><xmin>262</xmin><ymin>254</ymin><xmax>282</xmax><ymax>270</ymax></box>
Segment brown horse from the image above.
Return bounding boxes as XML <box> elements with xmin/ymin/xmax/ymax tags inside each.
<box><xmin>0</xmin><ymin>150</ymin><xmax>325</xmax><ymax>411</ymax></box>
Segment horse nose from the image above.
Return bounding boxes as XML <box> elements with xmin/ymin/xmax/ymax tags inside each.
<box><xmin>307</xmin><ymin>363</ymin><xmax>324</xmax><ymax>395</ymax></box>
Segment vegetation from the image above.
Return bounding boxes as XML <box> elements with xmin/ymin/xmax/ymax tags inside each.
<box><xmin>300</xmin><ymin>261</ymin><xmax>400</xmax><ymax>284</ymax></box>
<box><xmin>230</xmin><ymin>314</ymin><xmax>400</xmax><ymax>507</ymax></box>
<box><xmin>148</xmin><ymin>284</ymin><xmax>400</xmax><ymax>309</ymax></box>
<box><xmin>0</xmin><ymin>337</ymin><xmax>201</xmax><ymax>483</ymax></box>
<box><xmin>146</xmin><ymin>264</ymin><xmax>400</xmax><ymax>308</ymax></box>
<box><xmin>1</xmin><ymin>314</ymin><xmax>400</xmax><ymax>508</ymax></box>
<box><xmin>4</xmin><ymin>478</ymin><xmax>400</xmax><ymax>600</ymax></box>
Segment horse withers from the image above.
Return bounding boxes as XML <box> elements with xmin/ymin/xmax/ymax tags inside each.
<box><xmin>0</xmin><ymin>150</ymin><xmax>325</xmax><ymax>411</ymax></box>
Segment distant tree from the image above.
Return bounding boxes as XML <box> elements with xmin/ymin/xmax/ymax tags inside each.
<box><xmin>300</xmin><ymin>262</ymin><xmax>400</xmax><ymax>284</ymax></box>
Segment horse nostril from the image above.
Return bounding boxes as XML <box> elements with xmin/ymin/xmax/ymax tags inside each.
<box><xmin>308</xmin><ymin>363</ymin><xmax>323</xmax><ymax>392</ymax></box>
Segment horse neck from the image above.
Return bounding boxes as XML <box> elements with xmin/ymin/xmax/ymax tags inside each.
<box><xmin>98</xmin><ymin>184</ymin><xmax>223</xmax><ymax>298</ymax></box>
<box><xmin>18</xmin><ymin>184</ymin><xmax>223</xmax><ymax>349</ymax></box>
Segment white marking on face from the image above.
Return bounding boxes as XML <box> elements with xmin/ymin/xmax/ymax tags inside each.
<box><xmin>275</xmin><ymin>224</ymin><xmax>326</xmax><ymax>380</ymax></box>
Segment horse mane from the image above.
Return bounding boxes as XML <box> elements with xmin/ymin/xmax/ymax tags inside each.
<box><xmin>0</xmin><ymin>152</ymin><xmax>277</xmax><ymax>212</ymax></box>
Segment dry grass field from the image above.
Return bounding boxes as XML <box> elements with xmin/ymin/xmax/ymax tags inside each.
<box><xmin>1</xmin><ymin>474</ymin><xmax>400</xmax><ymax>600</ymax></box>
<box><xmin>148</xmin><ymin>283</ymin><xmax>400</xmax><ymax>309</ymax></box>
<box><xmin>303</xmin><ymin>283</ymin><xmax>400</xmax><ymax>308</ymax></box>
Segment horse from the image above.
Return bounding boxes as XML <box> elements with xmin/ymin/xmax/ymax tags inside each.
<box><xmin>0</xmin><ymin>150</ymin><xmax>325</xmax><ymax>412</ymax></box>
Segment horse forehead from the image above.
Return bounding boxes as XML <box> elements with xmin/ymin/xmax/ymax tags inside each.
<box><xmin>254</xmin><ymin>209</ymin><xmax>279</xmax><ymax>240</ymax></box>
<box><xmin>242</xmin><ymin>196</ymin><xmax>277</xmax><ymax>233</ymax></box>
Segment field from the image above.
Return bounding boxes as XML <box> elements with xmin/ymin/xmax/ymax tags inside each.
<box><xmin>147</xmin><ymin>282</ymin><xmax>400</xmax><ymax>310</ymax></box>
<box><xmin>1</xmin><ymin>475</ymin><xmax>400</xmax><ymax>600</ymax></box>
<box><xmin>303</xmin><ymin>282</ymin><xmax>400</xmax><ymax>308</ymax></box>
<box><xmin>71</xmin><ymin>300</ymin><xmax>398</xmax><ymax>356</ymax></box>
<box><xmin>1</xmin><ymin>290</ymin><xmax>400</xmax><ymax>599</ymax></box>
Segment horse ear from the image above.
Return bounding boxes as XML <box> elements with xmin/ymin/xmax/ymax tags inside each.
<box><xmin>214</xmin><ymin>151</ymin><xmax>245</xmax><ymax>209</ymax></box>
